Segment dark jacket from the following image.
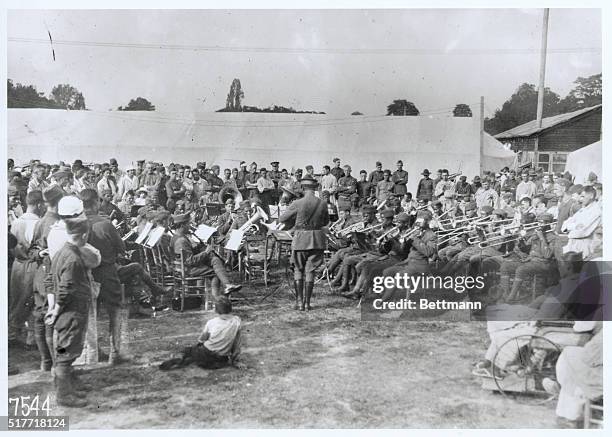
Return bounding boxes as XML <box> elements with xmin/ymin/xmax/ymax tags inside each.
<box><xmin>279</xmin><ymin>192</ymin><xmax>329</xmax><ymax>251</ymax></box>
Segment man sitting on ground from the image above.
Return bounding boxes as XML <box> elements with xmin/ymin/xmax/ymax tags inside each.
<box><xmin>160</xmin><ymin>297</ymin><xmax>245</xmax><ymax>370</ymax></box>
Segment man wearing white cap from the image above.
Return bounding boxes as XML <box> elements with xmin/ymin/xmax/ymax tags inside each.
<box><xmin>116</xmin><ymin>164</ymin><xmax>139</xmax><ymax>203</ymax></box>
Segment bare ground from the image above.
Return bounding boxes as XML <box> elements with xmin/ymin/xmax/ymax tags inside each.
<box><xmin>8</xmin><ymin>280</ymin><xmax>559</xmax><ymax>429</ymax></box>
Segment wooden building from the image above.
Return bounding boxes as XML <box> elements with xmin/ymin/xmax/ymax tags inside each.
<box><xmin>494</xmin><ymin>104</ymin><xmax>601</xmax><ymax>173</ymax></box>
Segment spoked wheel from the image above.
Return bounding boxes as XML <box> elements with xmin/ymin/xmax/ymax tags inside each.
<box><xmin>492</xmin><ymin>334</ymin><xmax>561</xmax><ymax>403</ymax></box>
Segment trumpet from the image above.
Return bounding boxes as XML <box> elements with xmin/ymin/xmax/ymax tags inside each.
<box><xmin>376</xmin><ymin>225</ymin><xmax>401</xmax><ymax>244</ymax></box>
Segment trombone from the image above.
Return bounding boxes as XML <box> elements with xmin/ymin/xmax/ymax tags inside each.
<box><xmin>476</xmin><ymin>221</ymin><xmax>556</xmax><ymax>248</ymax></box>
<box><xmin>399</xmin><ymin>226</ymin><xmax>422</xmax><ymax>243</ymax></box>
<box><xmin>362</xmin><ymin>222</ymin><xmax>385</xmax><ymax>233</ymax></box>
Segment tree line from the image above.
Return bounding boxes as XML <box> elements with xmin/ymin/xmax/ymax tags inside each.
<box><xmin>7</xmin><ymin>73</ymin><xmax>601</xmax><ymax>131</ymax></box>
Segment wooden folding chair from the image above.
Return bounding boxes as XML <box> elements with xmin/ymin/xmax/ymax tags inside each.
<box><xmin>172</xmin><ymin>250</ymin><xmax>211</xmax><ymax>312</ymax></box>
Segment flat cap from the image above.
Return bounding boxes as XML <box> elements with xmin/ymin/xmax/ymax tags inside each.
<box><xmin>58</xmin><ymin>196</ymin><xmax>84</xmax><ymax>217</ymax></box>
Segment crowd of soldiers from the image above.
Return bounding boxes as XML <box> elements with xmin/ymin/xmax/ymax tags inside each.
<box><xmin>6</xmin><ymin>156</ymin><xmax>603</xmax><ymax>411</ymax></box>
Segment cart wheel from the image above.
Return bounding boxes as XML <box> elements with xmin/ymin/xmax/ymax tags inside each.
<box><xmin>492</xmin><ymin>334</ymin><xmax>561</xmax><ymax>400</ymax></box>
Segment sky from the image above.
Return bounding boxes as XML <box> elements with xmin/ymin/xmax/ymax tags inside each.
<box><xmin>7</xmin><ymin>8</ymin><xmax>602</xmax><ymax>117</ymax></box>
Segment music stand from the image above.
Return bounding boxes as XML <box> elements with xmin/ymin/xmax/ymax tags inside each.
<box><xmin>261</xmin><ymin>230</ymin><xmax>294</xmax><ymax>302</ymax></box>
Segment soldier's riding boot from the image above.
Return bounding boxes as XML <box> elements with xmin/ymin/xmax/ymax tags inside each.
<box><xmin>55</xmin><ymin>363</ymin><xmax>88</xmax><ymax>408</ymax></box>
<box><xmin>303</xmin><ymin>281</ymin><xmax>314</xmax><ymax>311</ymax></box>
<box><xmin>294</xmin><ymin>280</ymin><xmax>304</xmax><ymax>311</ymax></box>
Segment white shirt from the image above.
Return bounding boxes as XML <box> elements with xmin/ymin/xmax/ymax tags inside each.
<box><xmin>200</xmin><ymin>315</ymin><xmax>241</xmax><ymax>356</ymax></box>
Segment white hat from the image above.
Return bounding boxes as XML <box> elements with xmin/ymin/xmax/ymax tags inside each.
<box><xmin>125</xmin><ymin>165</ymin><xmax>136</xmax><ymax>171</ymax></box>
<box><xmin>58</xmin><ymin>196</ymin><xmax>84</xmax><ymax>217</ymax></box>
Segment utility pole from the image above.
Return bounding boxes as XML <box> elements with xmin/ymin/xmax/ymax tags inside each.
<box><xmin>534</xmin><ymin>8</ymin><xmax>549</xmax><ymax>169</ymax></box>
<box><xmin>480</xmin><ymin>96</ymin><xmax>485</xmax><ymax>175</ymax></box>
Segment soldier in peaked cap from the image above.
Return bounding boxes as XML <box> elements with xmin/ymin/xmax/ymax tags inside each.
<box><xmin>279</xmin><ymin>175</ymin><xmax>329</xmax><ymax>311</ymax></box>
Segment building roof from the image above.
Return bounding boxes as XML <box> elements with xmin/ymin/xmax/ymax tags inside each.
<box><xmin>494</xmin><ymin>104</ymin><xmax>602</xmax><ymax>140</ymax></box>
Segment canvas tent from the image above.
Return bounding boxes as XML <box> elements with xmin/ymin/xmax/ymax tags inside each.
<box><xmin>8</xmin><ymin>109</ymin><xmax>508</xmax><ymax>194</ymax></box>
<box><xmin>565</xmin><ymin>141</ymin><xmax>602</xmax><ymax>185</ymax></box>
<box><xmin>481</xmin><ymin>133</ymin><xmax>516</xmax><ymax>172</ymax></box>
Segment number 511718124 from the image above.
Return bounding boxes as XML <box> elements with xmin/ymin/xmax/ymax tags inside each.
<box><xmin>8</xmin><ymin>395</ymin><xmax>52</xmax><ymax>417</ymax></box>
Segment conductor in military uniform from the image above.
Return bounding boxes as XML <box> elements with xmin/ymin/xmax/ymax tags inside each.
<box><xmin>279</xmin><ymin>175</ymin><xmax>329</xmax><ymax>311</ymax></box>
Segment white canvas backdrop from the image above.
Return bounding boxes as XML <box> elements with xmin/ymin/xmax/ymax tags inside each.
<box><xmin>8</xmin><ymin>109</ymin><xmax>499</xmax><ymax>195</ymax></box>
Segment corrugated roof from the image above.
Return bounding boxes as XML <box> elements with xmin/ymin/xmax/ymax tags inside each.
<box><xmin>494</xmin><ymin>104</ymin><xmax>601</xmax><ymax>139</ymax></box>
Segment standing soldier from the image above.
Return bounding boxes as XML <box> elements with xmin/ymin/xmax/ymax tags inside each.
<box><xmin>376</xmin><ymin>170</ymin><xmax>395</xmax><ymax>205</ymax></box>
<box><xmin>29</xmin><ymin>185</ymin><xmax>64</xmax><ymax>372</ymax></box>
<box><xmin>392</xmin><ymin>160</ymin><xmax>408</xmax><ymax>197</ymax></box>
<box><xmin>416</xmin><ymin>169</ymin><xmax>435</xmax><ymax>202</ymax></box>
<box><xmin>368</xmin><ymin>161</ymin><xmax>384</xmax><ymax>186</ymax></box>
<box><xmin>279</xmin><ymin>175</ymin><xmax>329</xmax><ymax>311</ymax></box>
<box><xmin>79</xmin><ymin>189</ymin><xmax>129</xmax><ymax>365</ymax></box>
<box><xmin>330</xmin><ymin>157</ymin><xmax>345</xmax><ymax>180</ymax></box>
<box><xmin>47</xmin><ymin>217</ymin><xmax>100</xmax><ymax>408</ymax></box>
<box><xmin>207</xmin><ymin>165</ymin><xmax>224</xmax><ymax>202</ymax></box>
<box><xmin>268</xmin><ymin>161</ymin><xmax>282</xmax><ymax>205</ymax></box>
<box><xmin>336</xmin><ymin>165</ymin><xmax>357</xmax><ymax>212</ymax></box>
<box><xmin>356</xmin><ymin>170</ymin><xmax>374</xmax><ymax>208</ymax></box>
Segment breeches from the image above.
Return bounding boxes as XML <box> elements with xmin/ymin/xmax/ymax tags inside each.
<box><xmin>292</xmin><ymin>249</ymin><xmax>324</xmax><ymax>281</ymax></box>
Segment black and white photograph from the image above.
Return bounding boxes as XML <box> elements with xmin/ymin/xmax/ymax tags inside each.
<box><xmin>2</xmin><ymin>2</ymin><xmax>606</xmax><ymax>431</ymax></box>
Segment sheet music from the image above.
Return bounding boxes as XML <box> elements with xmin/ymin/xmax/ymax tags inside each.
<box><xmin>145</xmin><ymin>226</ymin><xmax>165</xmax><ymax>247</ymax></box>
<box><xmin>225</xmin><ymin>229</ymin><xmax>244</xmax><ymax>251</ymax></box>
<box><xmin>194</xmin><ymin>224</ymin><xmax>217</xmax><ymax>242</ymax></box>
<box><xmin>135</xmin><ymin>222</ymin><xmax>153</xmax><ymax>244</ymax></box>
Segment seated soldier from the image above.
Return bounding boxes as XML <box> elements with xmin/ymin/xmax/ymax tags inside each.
<box><xmin>333</xmin><ymin>208</ymin><xmax>395</xmax><ymax>293</ymax></box>
<box><xmin>502</xmin><ymin>213</ymin><xmax>558</xmax><ymax>303</ymax></box>
<box><xmin>328</xmin><ymin>205</ymin><xmax>379</xmax><ymax>283</ymax></box>
<box><xmin>160</xmin><ymin>297</ymin><xmax>245</xmax><ymax>371</ymax></box>
<box><xmin>378</xmin><ymin>210</ymin><xmax>437</xmax><ymax>300</ymax></box>
<box><xmin>437</xmin><ymin>200</ymin><xmax>478</xmax><ymax>263</ymax></box>
<box><xmin>439</xmin><ymin>205</ymin><xmax>495</xmax><ymax>276</ymax></box>
<box><xmin>467</xmin><ymin>208</ymin><xmax>513</xmax><ymax>277</ymax></box>
<box><xmin>343</xmin><ymin>212</ymin><xmax>413</xmax><ymax>300</ymax></box>
<box><xmin>169</xmin><ymin>212</ymin><xmax>241</xmax><ymax>298</ymax></box>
